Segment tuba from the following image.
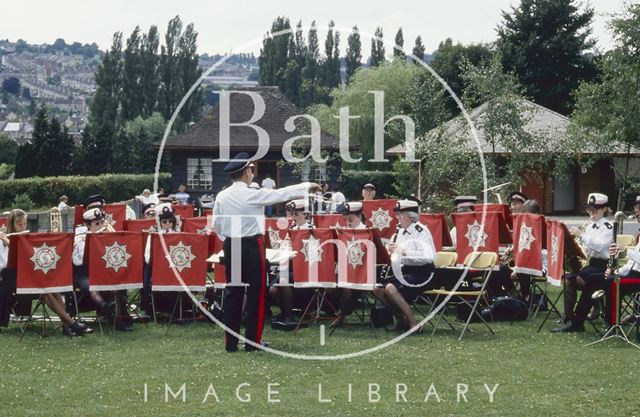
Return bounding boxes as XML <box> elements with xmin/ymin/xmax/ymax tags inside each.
<box><xmin>49</xmin><ymin>207</ymin><xmax>62</xmax><ymax>232</ymax></box>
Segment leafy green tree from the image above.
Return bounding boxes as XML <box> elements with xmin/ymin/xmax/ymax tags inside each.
<box><xmin>393</xmin><ymin>28</ymin><xmax>405</xmax><ymax>59</ymax></box>
<box><xmin>411</xmin><ymin>36</ymin><xmax>425</xmax><ymax>62</ymax></box>
<box><xmin>497</xmin><ymin>0</ymin><xmax>598</xmax><ymax>114</ymax></box>
<box><xmin>14</xmin><ymin>143</ymin><xmax>36</xmax><ymax>179</ymax></box>
<box><xmin>122</xmin><ymin>26</ymin><xmax>143</xmax><ymax>120</ymax></box>
<box><xmin>322</xmin><ymin>20</ymin><xmax>340</xmax><ymax>88</ymax></box>
<box><xmin>345</xmin><ymin>26</ymin><xmax>362</xmax><ymax>81</ymax></box>
<box><xmin>571</xmin><ymin>4</ymin><xmax>640</xmax><ymax>209</ymax></box>
<box><xmin>0</xmin><ymin>134</ymin><xmax>18</xmax><ymax>164</ymax></box>
<box><xmin>370</xmin><ymin>27</ymin><xmax>385</xmax><ymax>67</ymax></box>
<box><xmin>140</xmin><ymin>25</ymin><xmax>160</xmax><ymax>118</ymax></box>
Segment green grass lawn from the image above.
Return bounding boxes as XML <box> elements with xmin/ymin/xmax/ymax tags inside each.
<box><xmin>1</xmin><ymin>292</ymin><xmax>639</xmax><ymax>417</ymax></box>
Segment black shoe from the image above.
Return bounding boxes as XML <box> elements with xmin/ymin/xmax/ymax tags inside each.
<box><xmin>71</xmin><ymin>321</ymin><xmax>93</xmax><ymax>335</ymax></box>
<box><xmin>62</xmin><ymin>325</ymin><xmax>80</xmax><ymax>337</ymax></box>
<box><xmin>226</xmin><ymin>346</ymin><xmax>238</xmax><ymax>353</ymax></box>
<box><xmin>99</xmin><ymin>301</ymin><xmax>115</xmax><ymax>318</ymax></box>
<box><xmin>245</xmin><ymin>341</ymin><xmax>270</xmax><ymax>352</ymax></box>
<box><xmin>115</xmin><ymin>321</ymin><xmax>134</xmax><ymax>332</ymax></box>
<box><xmin>551</xmin><ymin>321</ymin><xmax>585</xmax><ymax>333</ymax></box>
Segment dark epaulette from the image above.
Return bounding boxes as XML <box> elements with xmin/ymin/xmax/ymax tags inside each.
<box><xmin>415</xmin><ymin>224</ymin><xmax>424</xmax><ymax>233</ymax></box>
<box><xmin>604</xmin><ymin>221</ymin><xmax>612</xmax><ymax>230</ymax></box>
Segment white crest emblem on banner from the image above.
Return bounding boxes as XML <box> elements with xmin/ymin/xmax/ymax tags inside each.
<box><xmin>551</xmin><ymin>233</ymin><xmax>559</xmax><ymax>265</ymax></box>
<box><xmin>102</xmin><ymin>241</ymin><xmax>131</xmax><ymax>272</ymax></box>
<box><xmin>369</xmin><ymin>207</ymin><xmax>392</xmax><ymax>231</ymax></box>
<box><xmin>301</xmin><ymin>235</ymin><xmax>323</xmax><ymax>264</ymax></box>
<box><xmin>30</xmin><ymin>243</ymin><xmax>61</xmax><ymax>274</ymax></box>
<box><xmin>267</xmin><ymin>226</ymin><xmax>282</xmax><ymax>249</ymax></box>
<box><xmin>465</xmin><ymin>220</ymin><xmax>488</xmax><ymax>248</ymax></box>
<box><xmin>518</xmin><ymin>223</ymin><xmax>536</xmax><ymax>252</ymax></box>
<box><xmin>346</xmin><ymin>236</ymin><xmax>365</xmax><ymax>269</ymax></box>
<box><xmin>168</xmin><ymin>241</ymin><xmax>196</xmax><ymax>272</ymax></box>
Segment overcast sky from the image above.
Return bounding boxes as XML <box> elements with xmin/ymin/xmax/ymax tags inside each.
<box><xmin>2</xmin><ymin>0</ymin><xmax>629</xmax><ymax>55</ymax></box>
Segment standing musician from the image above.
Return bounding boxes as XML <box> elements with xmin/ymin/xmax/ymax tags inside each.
<box><xmin>269</xmin><ymin>199</ymin><xmax>313</xmax><ymax>329</ymax></box>
<box><xmin>213</xmin><ymin>152</ymin><xmax>320</xmax><ymax>352</ymax></box>
<box><xmin>553</xmin><ymin>193</ymin><xmax>613</xmax><ymax>333</ymax></box>
<box><xmin>331</xmin><ymin>201</ymin><xmax>367</xmax><ymax>328</ymax></box>
<box><xmin>0</xmin><ymin>209</ymin><xmax>92</xmax><ymax>336</ymax></box>
<box><xmin>362</xmin><ymin>183</ymin><xmax>377</xmax><ymax>201</ymax></box>
<box><xmin>373</xmin><ymin>198</ymin><xmax>436</xmax><ymax>332</ymax></box>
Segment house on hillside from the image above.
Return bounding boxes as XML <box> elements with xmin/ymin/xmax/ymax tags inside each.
<box><xmin>163</xmin><ymin>86</ymin><xmax>344</xmax><ymax>198</ymax></box>
<box><xmin>387</xmin><ymin>98</ymin><xmax>640</xmax><ymax>214</ymax></box>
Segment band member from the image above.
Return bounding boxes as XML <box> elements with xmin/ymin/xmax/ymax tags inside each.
<box><xmin>605</xmin><ymin>195</ymin><xmax>640</xmax><ymax>326</ymax></box>
<box><xmin>269</xmin><ymin>199</ymin><xmax>313</xmax><ymax>328</ymax></box>
<box><xmin>322</xmin><ymin>182</ymin><xmax>345</xmax><ymax>213</ymax></box>
<box><xmin>373</xmin><ymin>198</ymin><xmax>436</xmax><ymax>332</ymax></box>
<box><xmin>331</xmin><ymin>202</ymin><xmax>367</xmax><ymax>328</ymax></box>
<box><xmin>512</xmin><ymin>199</ymin><xmax>544</xmax><ymax>302</ymax></box>
<box><xmin>0</xmin><ymin>209</ymin><xmax>92</xmax><ymax>336</ymax></box>
<box><xmin>508</xmin><ymin>191</ymin><xmax>529</xmax><ymax>214</ymax></box>
<box><xmin>553</xmin><ymin>193</ymin><xmax>613</xmax><ymax>333</ymax></box>
<box><xmin>141</xmin><ymin>203</ymin><xmax>156</xmax><ymax>221</ymax></box>
<box><xmin>213</xmin><ymin>152</ymin><xmax>320</xmax><ymax>352</ymax></box>
<box><xmin>449</xmin><ymin>196</ymin><xmax>478</xmax><ymax>247</ymax></box>
<box><xmin>362</xmin><ymin>183</ymin><xmax>377</xmax><ymax>201</ymax></box>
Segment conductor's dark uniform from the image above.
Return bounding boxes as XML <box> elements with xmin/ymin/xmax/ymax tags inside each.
<box><xmin>213</xmin><ymin>153</ymin><xmax>311</xmax><ymax>352</ymax></box>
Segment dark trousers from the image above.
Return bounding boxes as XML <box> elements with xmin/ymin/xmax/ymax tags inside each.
<box><xmin>564</xmin><ymin>260</ymin><xmax>607</xmax><ymax>322</ymax></box>
<box><xmin>223</xmin><ymin>236</ymin><xmax>267</xmax><ymax>351</ymax></box>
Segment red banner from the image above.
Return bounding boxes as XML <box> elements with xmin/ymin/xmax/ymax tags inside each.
<box><xmin>474</xmin><ymin>203</ymin><xmax>513</xmax><ymax>230</ymax></box>
<box><xmin>11</xmin><ymin>233</ymin><xmax>73</xmax><ymax>294</ymax></box>
<box><xmin>545</xmin><ymin>220</ymin><xmax>565</xmax><ymax>286</ymax></box>
<box><xmin>73</xmin><ymin>205</ymin><xmax>84</xmax><ymax>227</ymax></box>
<box><xmin>124</xmin><ymin>219</ymin><xmax>157</xmax><ymax>233</ymax></box>
<box><xmin>0</xmin><ymin>216</ymin><xmax>7</xmax><ymax>233</ymax></box>
<box><xmin>451</xmin><ymin>212</ymin><xmax>503</xmax><ymax>265</ymax></box>
<box><xmin>182</xmin><ymin>217</ymin><xmax>211</xmax><ymax>235</ymax></box>
<box><xmin>103</xmin><ymin>204</ymin><xmax>127</xmax><ymax>231</ymax></box>
<box><xmin>289</xmin><ymin>228</ymin><xmax>337</xmax><ymax>288</ymax></box>
<box><xmin>313</xmin><ymin>214</ymin><xmax>346</xmax><ymax>229</ymax></box>
<box><xmin>264</xmin><ymin>218</ymin><xmax>290</xmax><ymax>249</ymax></box>
<box><xmin>334</xmin><ymin>229</ymin><xmax>377</xmax><ymax>290</ymax></box>
<box><xmin>420</xmin><ymin>213</ymin><xmax>453</xmax><ymax>251</ymax></box>
<box><xmin>151</xmin><ymin>233</ymin><xmax>208</xmax><ymax>291</ymax></box>
<box><xmin>362</xmin><ymin>199</ymin><xmax>398</xmax><ymax>244</ymax></box>
<box><xmin>513</xmin><ymin>213</ymin><xmax>545</xmax><ymax>276</ymax></box>
<box><xmin>87</xmin><ymin>232</ymin><xmax>144</xmax><ymax>291</ymax></box>
<box><xmin>172</xmin><ymin>205</ymin><xmax>195</xmax><ymax>220</ymax></box>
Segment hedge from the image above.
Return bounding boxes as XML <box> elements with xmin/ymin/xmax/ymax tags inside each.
<box><xmin>0</xmin><ymin>173</ymin><xmax>171</xmax><ymax>209</ymax></box>
<box><xmin>337</xmin><ymin>170</ymin><xmax>398</xmax><ymax>200</ymax></box>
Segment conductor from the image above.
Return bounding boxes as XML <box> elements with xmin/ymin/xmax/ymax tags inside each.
<box><xmin>213</xmin><ymin>152</ymin><xmax>320</xmax><ymax>352</ymax></box>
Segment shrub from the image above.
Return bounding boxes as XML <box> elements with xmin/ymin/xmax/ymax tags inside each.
<box><xmin>0</xmin><ymin>173</ymin><xmax>171</xmax><ymax>209</ymax></box>
<box><xmin>12</xmin><ymin>193</ymin><xmax>34</xmax><ymax>211</ymax></box>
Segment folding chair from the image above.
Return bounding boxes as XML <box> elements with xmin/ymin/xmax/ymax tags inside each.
<box><xmin>413</xmin><ymin>252</ymin><xmax>458</xmax><ymax>320</ymax></box>
<box><xmin>426</xmin><ymin>252</ymin><xmax>497</xmax><ymax>340</ymax></box>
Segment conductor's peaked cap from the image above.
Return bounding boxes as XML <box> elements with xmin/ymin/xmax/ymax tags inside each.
<box><xmin>223</xmin><ymin>152</ymin><xmax>255</xmax><ymax>174</ymax></box>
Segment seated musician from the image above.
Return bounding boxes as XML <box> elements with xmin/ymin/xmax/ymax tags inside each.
<box><xmin>144</xmin><ymin>203</ymin><xmax>180</xmax><ymax>319</ymax></box>
<box><xmin>373</xmin><ymin>198</ymin><xmax>436</xmax><ymax>332</ymax></box>
<box><xmin>73</xmin><ymin>209</ymin><xmax>114</xmax><ymax>320</ymax></box>
<box><xmin>605</xmin><ymin>195</ymin><xmax>640</xmax><ymax>326</ymax></box>
<box><xmin>331</xmin><ymin>202</ymin><xmax>367</xmax><ymax>328</ymax></box>
<box><xmin>269</xmin><ymin>199</ymin><xmax>312</xmax><ymax>328</ymax></box>
<box><xmin>449</xmin><ymin>196</ymin><xmax>477</xmax><ymax>247</ymax></box>
<box><xmin>553</xmin><ymin>193</ymin><xmax>613</xmax><ymax>333</ymax></box>
<box><xmin>508</xmin><ymin>191</ymin><xmax>528</xmax><ymax>214</ymax></box>
<box><xmin>511</xmin><ymin>199</ymin><xmax>545</xmax><ymax>302</ymax></box>
<box><xmin>0</xmin><ymin>209</ymin><xmax>92</xmax><ymax>336</ymax></box>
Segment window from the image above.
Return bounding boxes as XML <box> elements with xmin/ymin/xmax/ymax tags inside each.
<box><xmin>187</xmin><ymin>158</ymin><xmax>212</xmax><ymax>190</ymax></box>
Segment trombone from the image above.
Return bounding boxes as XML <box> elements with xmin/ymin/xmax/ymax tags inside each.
<box><xmin>482</xmin><ymin>182</ymin><xmax>513</xmax><ymax>204</ymax></box>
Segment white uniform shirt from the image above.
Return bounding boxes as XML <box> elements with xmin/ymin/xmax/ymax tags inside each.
<box><xmin>213</xmin><ymin>181</ymin><xmax>310</xmax><ymax>239</ymax></box>
<box><xmin>394</xmin><ymin>222</ymin><xmax>436</xmax><ymax>266</ymax></box>
<box><xmin>261</xmin><ymin>177</ymin><xmax>276</xmax><ymax>190</ymax></box>
<box><xmin>581</xmin><ymin>217</ymin><xmax>614</xmax><ymax>260</ymax></box>
<box><xmin>450</xmin><ymin>226</ymin><xmax>457</xmax><ymax>248</ymax></box>
<box><xmin>0</xmin><ymin>243</ymin><xmax>8</xmax><ymax>271</ymax></box>
<box><xmin>73</xmin><ymin>234</ymin><xmax>87</xmax><ymax>266</ymax></box>
<box><xmin>618</xmin><ymin>247</ymin><xmax>640</xmax><ymax>276</ymax></box>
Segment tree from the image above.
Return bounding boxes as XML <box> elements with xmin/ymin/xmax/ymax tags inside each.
<box><xmin>1</xmin><ymin>77</ymin><xmax>20</xmax><ymax>96</ymax></box>
<box><xmin>345</xmin><ymin>26</ymin><xmax>362</xmax><ymax>81</ymax></box>
<box><xmin>122</xmin><ymin>26</ymin><xmax>143</xmax><ymax>120</ymax></box>
<box><xmin>258</xmin><ymin>17</ymin><xmax>292</xmax><ymax>89</ymax></box>
<box><xmin>370</xmin><ymin>27</ymin><xmax>385</xmax><ymax>67</ymax></box>
<box><xmin>140</xmin><ymin>25</ymin><xmax>160</xmax><ymax>118</ymax></box>
<box><xmin>429</xmin><ymin>38</ymin><xmax>493</xmax><ymax>113</ymax></box>
<box><xmin>322</xmin><ymin>20</ymin><xmax>340</xmax><ymax>88</ymax></box>
<box><xmin>0</xmin><ymin>134</ymin><xmax>18</xmax><ymax>164</ymax></box>
<box><xmin>394</xmin><ymin>28</ymin><xmax>405</xmax><ymax>59</ymax></box>
<box><xmin>497</xmin><ymin>0</ymin><xmax>598</xmax><ymax>114</ymax></box>
<box><xmin>14</xmin><ymin>142</ymin><xmax>36</xmax><ymax>178</ymax></box>
<box><xmin>571</xmin><ymin>4</ymin><xmax>640</xmax><ymax>210</ymax></box>
<box><xmin>411</xmin><ymin>36</ymin><xmax>425</xmax><ymax>62</ymax></box>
